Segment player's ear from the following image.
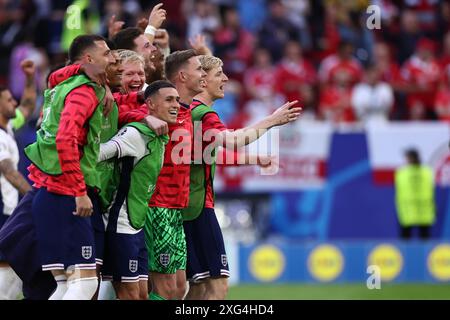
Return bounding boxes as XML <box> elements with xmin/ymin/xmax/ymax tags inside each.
<box><xmin>84</xmin><ymin>53</ymin><xmax>93</xmax><ymax>64</ymax></box>
<box><xmin>179</xmin><ymin>70</ymin><xmax>186</xmax><ymax>82</ymax></box>
<box><xmin>146</xmin><ymin>98</ymin><xmax>156</xmax><ymax>112</ymax></box>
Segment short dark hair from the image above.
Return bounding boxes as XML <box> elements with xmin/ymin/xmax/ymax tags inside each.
<box><xmin>405</xmin><ymin>148</ymin><xmax>421</xmax><ymax>165</ymax></box>
<box><xmin>68</xmin><ymin>34</ymin><xmax>107</xmax><ymax>64</ymax></box>
<box><xmin>0</xmin><ymin>86</ymin><xmax>8</xmax><ymax>100</ymax></box>
<box><xmin>112</xmin><ymin>27</ymin><xmax>142</xmax><ymax>51</ymax></box>
<box><xmin>105</xmin><ymin>38</ymin><xmax>116</xmax><ymax>51</ymax></box>
<box><xmin>144</xmin><ymin>80</ymin><xmax>176</xmax><ymax>100</ymax></box>
<box><xmin>165</xmin><ymin>49</ymin><xmax>198</xmax><ymax>82</ymax></box>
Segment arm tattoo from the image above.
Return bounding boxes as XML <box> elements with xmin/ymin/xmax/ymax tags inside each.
<box><xmin>0</xmin><ymin>159</ymin><xmax>32</xmax><ymax>195</ymax></box>
<box><xmin>0</xmin><ymin>159</ymin><xmax>14</xmax><ymax>175</ymax></box>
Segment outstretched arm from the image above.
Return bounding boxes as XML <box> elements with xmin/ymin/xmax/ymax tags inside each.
<box><xmin>217</xmin><ymin>148</ymin><xmax>277</xmax><ymax>167</ymax></box>
<box><xmin>48</xmin><ymin>64</ymin><xmax>107</xmax><ymax>88</ymax></box>
<box><xmin>99</xmin><ymin>126</ymin><xmax>149</xmax><ymax>161</ymax></box>
<box><xmin>217</xmin><ymin>101</ymin><xmax>301</xmax><ymax>149</ymax></box>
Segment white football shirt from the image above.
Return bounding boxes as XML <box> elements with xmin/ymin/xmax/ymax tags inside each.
<box><xmin>0</xmin><ymin>121</ymin><xmax>20</xmax><ymax>216</ymax></box>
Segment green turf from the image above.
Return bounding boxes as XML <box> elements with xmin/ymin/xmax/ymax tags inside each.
<box><xmin>227</xmin><ymin>283</ymin><xmax>450</xmax><ymax>300</ymax></box>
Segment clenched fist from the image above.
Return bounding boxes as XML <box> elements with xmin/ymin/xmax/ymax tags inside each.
<box><xmin>20</xmin><ymin>59</ymin><xmax>36</xmax><ymax>79</ymax></box>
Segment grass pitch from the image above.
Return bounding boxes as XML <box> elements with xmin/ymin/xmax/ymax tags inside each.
<box><xmin>227</xmin><ymin>283</ymin><xmax>450</xmax><ymax>300</ymax></box>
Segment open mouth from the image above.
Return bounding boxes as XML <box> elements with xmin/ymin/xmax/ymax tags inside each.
<box><xmin>128</xmin><ymin>83</ymin><xmax>142</xmax><ymax>92</ymax></box>
<box><xmin>169</xmin><ymin>109</ymin><xmax>178</xmax><ymax>116</ymax></box>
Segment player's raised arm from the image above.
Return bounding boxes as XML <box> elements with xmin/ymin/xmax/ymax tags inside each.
<box><xmin>144</xmin><ymin>3</ymin><xmax>167</xmax><ymax>44</ymax></box>
<box><xmin>108</xmin><ymin>14</ymin><xmax>125</xmax><ymax>40</ymax></box>
<box><xmin>17</xmin><ymin>60</ymin><xmax>37</xmax><ymax>122</ymax></box>
<box><xmin>189</xmin><ymin>34</ymin><xmax>213</xmax><ymax>56</ymax></box>
<box><xmin>154</xmin><ymin>29</ymin><xmax>171</xmax><ymax>58</ymax></box>
<box><xmin>218</xmin><ymin>100</ymin><xmax>302</xmax><ymax>149</ymax></box>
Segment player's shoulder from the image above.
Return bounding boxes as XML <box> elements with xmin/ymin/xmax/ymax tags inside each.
<box><xmin>121</xmin><ymin>124</ymin><xmax>156</xmax><ymax>144</ymax></box>
<box><xmin>179</xmin><ymin>104</ymin><xmax>192</xmax><ymax>115</ymax></box>
<box><xmin>0</xmin><ymin>127</ymin><xmax>13</xmax><ymax>151</ymax></box>
<box><xmin>177</xmin><ymin>105</ymin><xmax>194</xmax><ymax>125</ymax></box>
<box><xmin>0</xmin><ymin>133</ymin><xmax>7</xmax><ymax>147</ymax></box>
<box><xmin>118</xmin><ymin>124</ymin><xmax>141</xmax><ymax>138</ymax></box>
<box><xmin>202</xmin><ymin>110</ymin><xmax>221</xmax><ymax>122</ymax></box>
<box><xmin>201</xmin><ymin>112</ymin><xmax>226</xmax><ymax>132</ymax></box>
<box><xmin>0</xmin><ymin>126</ymin><xmax>11</xmax><ymax>139</ymax></box>
<box><xmin>68</xmin><ymin>84</ymin><xmax>98</xmax><ymax>100</ymax></box>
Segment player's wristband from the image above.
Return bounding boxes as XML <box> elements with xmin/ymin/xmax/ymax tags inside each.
<box><xmin>161</xmin><ymin>45</ymin><xmax>170</xmax><ymax>58</ymax></box>
<box><xmin>144</xmin><ymin>25</ymin><xmax>157</xmax><ymax>36</ymax></box>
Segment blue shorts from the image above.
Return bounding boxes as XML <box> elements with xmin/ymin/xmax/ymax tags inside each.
<box><xmin>183</xmin><ymin>208</ymin><xmax>230</xmax><ymax>283</ymax></box>
<box><xmin>0</xmin><ymin>204</ymin><xmax>9</xmax><ymax>261</ymax></box>
<box><xmin>0</xmin><ymin>213</ymin><xmax>8</xmax><ymax>232</ymax></box>
<box><xmin>102</xmin><ymin>230</ymin><xmax>148</xmax><ymax>283</ymax></box>
<box><xmin>31</xmin><ymin>188</ymin><xmax>97</xmax><ymax>271</ymax></box>
<box><xmin>0</xmin><ymin>197</ymin><xmax>7</xmax><ymax>261</ymax></box>
<box><xmin>0</xmin><ymin>195</ymin><xmax>4</xmax><ymax>225</ymax></box>
<box><xmin>0</xmin><ymin>196</ymin><xmax>9</xmax><ymax>259</ymax></box>
<box><xmin>88</xmin><ymin>189</ymin><xmax>105</xmax><ymax>267</ymax></box>
<box><xmin>0</xmin><ymin>188</ymin><xmax>56</xmax><ymax>299</ymax></box>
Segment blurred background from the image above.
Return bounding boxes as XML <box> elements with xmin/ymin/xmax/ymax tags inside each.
<box><xmin>2</xmin><ymin>0</ymin><xmax>450</xmax><ymax>299</ymax></box>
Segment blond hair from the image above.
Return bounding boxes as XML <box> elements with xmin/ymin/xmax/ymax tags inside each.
<box><xmin>117</xmin><ymin>49</ymin><xmax>145</xmax><ymax>68</ymax></box>
<box><xmin>198</xmin><ymin>55</ymin><xmax>223</xmax><ymax>73</ymax></box>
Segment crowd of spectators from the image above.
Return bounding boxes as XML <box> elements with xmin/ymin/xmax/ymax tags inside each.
<box><xmin>2</xmin><ymin>0</ymin><xmax>450</xmax><ymax>127</ymax></box>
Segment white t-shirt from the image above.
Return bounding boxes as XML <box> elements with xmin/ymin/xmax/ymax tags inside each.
<box><xmin>99</xmin><ymin>126</ymin><xmax>150</xmax><ymax>163</ymax></box>
<box><xmin>0</xmin><ymin>122</ymin><xmax>20</xmax><ymax>216</ymax></box>
<box><xmin>351</xmin><ymin>82</ymin><xmax>394</xmax><ymax>123</ymax></box>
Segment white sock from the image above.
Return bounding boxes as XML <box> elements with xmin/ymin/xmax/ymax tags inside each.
<box><xmin>97</xmin><ymin>280</ymin><xmax>116</xmax><ymax>300</ymax></box>
<box><xmin>62</xmin><ymin>277</ymin><xmax>98</xmax><ymax>300</ymax></box>
<box><xmin>0</xmin><ymin>267</ymin><xmax>22</xmax><ymax>300</ymax></box>
<box><xmin>49</xmin><ymin>275</ymin><xmax>68</xmax><ymax>300</ymax></box>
